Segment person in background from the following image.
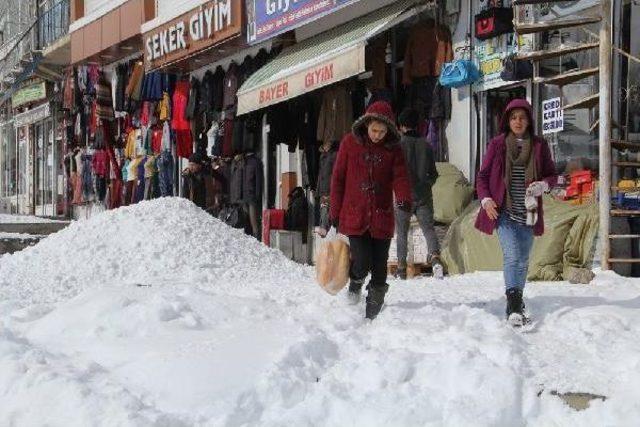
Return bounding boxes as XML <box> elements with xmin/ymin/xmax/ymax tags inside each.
<box><xmin>395</xmin><ymin>108</ymin><xmax>443</xmax><ymax>280</ymax></box>
<box><xmin>182</xmin><ymin>152</ymin><xmax>207</xmax><ymax>210</ymax></box>
<box><xmin>475</xmin><ymin>99</ymin><xmax>558</xmax><ymax>326</ymax></box>
<box><xmin>330</xmin><ymin>101</ymin><xmax>412</xmax><ymax>320</ymax></box>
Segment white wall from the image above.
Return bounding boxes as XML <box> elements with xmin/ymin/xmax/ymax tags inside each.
<box><xmin>445</xmin><ymin>0</ymin><xmax>473</xmax><ymax>181</ymax></box>
<box><xmin>84</xmin><ymin>0</ymin><xmax>112</xmax><ymax>14</ymax></box>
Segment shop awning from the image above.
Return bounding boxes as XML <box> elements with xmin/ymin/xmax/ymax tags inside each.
<box><xmin>236</xmin><ymin>0</ymin><xmax>423</xmax><ymax>115</ymax></box>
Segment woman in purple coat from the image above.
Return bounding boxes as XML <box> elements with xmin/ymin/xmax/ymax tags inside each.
<box><xmin>475</xmin><ymin>99</ymin><xmax>558</xmax><ymax>326</ymax></box>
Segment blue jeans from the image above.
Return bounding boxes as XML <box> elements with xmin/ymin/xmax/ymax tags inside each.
<box><xmin>496</xmin><ymin>214</ymin><xmax>534</xmax><ymax>290</ymax></box>
<box><xmin>157</xmin><ymin>151</ymin><xmax>174</xmax><ymax>197</ymax></box>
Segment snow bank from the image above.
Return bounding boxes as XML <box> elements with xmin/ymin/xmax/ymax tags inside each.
<box><xmin>0</xmin><ymin>214</ymin><xmax>64</xmax><ymax>223</ymax></box>
<box><xmin>0</xmin><ymin>198</ymin><xmax>311</xmax><ymax>304</ymax></box>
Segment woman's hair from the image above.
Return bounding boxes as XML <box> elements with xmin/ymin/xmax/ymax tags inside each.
<box><xmin>501</xmin><ymin>107</ymin><xmax>534</xmax><ymax>135</ymax></box>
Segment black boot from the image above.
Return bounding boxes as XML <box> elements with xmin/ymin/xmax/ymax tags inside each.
<box><xmin>396</xmin><ymin>267</ymin><xmax>407</xmax><ymax>280</ymax></box>
<box><xmin>365</xmin><ymin>283</ymin><xmax>389</xmax><ymax>320</ymax></box>
<box><xmin>505</xmin><ymin>288</ymin><xmax>525</xmax><ymax>325</ymax></box>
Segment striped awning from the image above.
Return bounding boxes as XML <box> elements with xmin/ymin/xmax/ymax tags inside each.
<box><xmin>236</xmin><ymin>0</ymin><xmax>423</xmax><ymax>115</ymax></box>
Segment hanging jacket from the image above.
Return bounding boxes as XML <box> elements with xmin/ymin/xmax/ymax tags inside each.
<box><xmin>229</xmin><ymin>156</ymin><xmax>244</xmax><ymax>203</ymax></box>
<box><xmin>171</xmin><ymin>80</ymin><xmax>191</xmax><ymax>131</ymax></box>
<box><xmin>402</xmin><ymin>22</ymin><xmax>453</xmax><ymax>84</ymax></box>
<box><xmin>316</xmin><ymin>142</ymin><xmax>339</xmax><ymax>198</ymax></box>
<box><xmin>95</xmin><ymin>75</ymin><xmax>114</xmax><ymax>121</ymax></box>
<box><xmin>223</xmin><ymin>63</ymin><xmax>239</xmax><ymax>109</ymax></box>
<box><xmin>185</xmin><ymin>77</ymin><xmax>200</xmax><ymax>120</ymax></box>
<box><xmin>212</xmin><ymin>66</ymin><xmax>225</xmax><ymax>112</ymax></box>
<box><xmin>317</xmin><ymin>84</ymin><xmax>353</xmax><ymax>147</ymax></box>
<box><xmin>242</xmin><ymin>155</ymin><xmax>263</xmax><ymax>204</ymax></box>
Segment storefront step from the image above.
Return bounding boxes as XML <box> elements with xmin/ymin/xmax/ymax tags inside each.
<box><xmin>0</xmin><ymin>222</ymin><xmax>70</xmax><ymax>236</ymax></box>
<box><xmin>0</xmin><ymin>234</ymin><xmax>44</xmax><ymax>255</ymax></box>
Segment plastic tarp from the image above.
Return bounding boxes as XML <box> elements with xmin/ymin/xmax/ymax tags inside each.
<box><xmin>441</xmin><ymin>196</ymin><xmax>598</xmax><ymax>281</ymax></box>
<box><xmin>433</xmin><ymin>163</ymin><xmax>474</xmax><ymax>224</ymax></box>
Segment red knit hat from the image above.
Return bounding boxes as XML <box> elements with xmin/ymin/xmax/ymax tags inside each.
<box><xmin>352</xmin><ymin>101</ymin><xmax>400</xmax><ymax>143</ymax></box>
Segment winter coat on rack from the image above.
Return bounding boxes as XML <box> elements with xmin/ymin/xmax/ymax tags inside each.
<box><xmin>267</xmin><ymin>103</ymin><xmax>295</xmax><ymax>149</ymax></box>
<box><xmin>402</xmin><ymin>21</ymin><xmax>453</xmax><ymax>84</ymax></box>
<box><xmin>229</xmin><ymin>155</ymin><xmax>244</xmax><ymax>203</ymax></box>
<box><xmin>126</xmin><ymin>62</ymin><xmax>145</xmax><ymax>102</ymax></box>
<box><xmin>114</xmin><ymin>64</ymin><xmax>127</xmax><ymax>112</ymax></box>
<box><xmin>141</xmin><ymin>72</ymin><xmax>163</xmax><ymax>101</ymax></box>
<box><xmin>223</xmin><ymin>63</ymin><xmax>239</xmax><ymax>109</ymax></box>
<box><xmin>242</xmin><ymin>154</ymin><xmax>263</xmax><ymax>204</ymax></box>
<box><xmin>292</xmin><ymin>95</ymin><xmax>320</xmax><ymax>188</ymax></box>
<box><xmin>317</xmin><ymin>84</ymin><xmax>353</xmax><ymax>147</ymax></box>
<box><xmin>171</xmin><ymin>80</ymin><xmax>191</xmax><ymax>131</ymax></box>
<box><xmin>201</xmin><ymin>70</ymin><xmax>215</xmax><ymax>114</ymax></box>
<box><xmin>185</xmin><ymin>77</ymin><xmax>200</xmax><ymax>120</ymax></box>
<box><xmin>212</xmin><ymin>66</ymin><xmax>225</xmax><ymax>112</ymax></box>
<box><xmin>329</xmin><ymin>101</ymin><xmax>412</xmax><ymax>239</ymax></box>
<box><xmin>95</xmin><ymin>75</ymin><xmax>115</xmax><ymax>121</ymax></box>
<box><xmin>316</xmin><ymin>141</ymin><xmax>339</xmax><ymax>198</ymax></box>
<box><xmin>367</xmin><ymin>36</ymin><xmax>388</xmax><ymax>90</ymax></box>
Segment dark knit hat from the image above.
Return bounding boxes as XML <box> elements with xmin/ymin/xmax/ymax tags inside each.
<box><xmin>398</xmin><ymin>108</ymin><xmax>419</xmax><ymax>129</ymax></box>
<box><xmin>352</xmin><ymin>101</ymin><xmax>400</xmax><ymax>143</ymax></box>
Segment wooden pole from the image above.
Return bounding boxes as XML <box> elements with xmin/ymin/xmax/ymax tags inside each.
<box><xmin>599</xmin><ymin>0</ymin><xmax>612</xmax><ymax>270</ymax></box>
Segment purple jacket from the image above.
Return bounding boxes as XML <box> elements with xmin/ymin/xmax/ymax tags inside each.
<box><xmin>475</xmin><ymin>99</ymin><xmax>558</xmax><ymax>237</ymax></box>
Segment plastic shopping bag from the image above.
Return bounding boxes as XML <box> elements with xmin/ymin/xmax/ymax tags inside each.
<box><xmin>315</xmin><ymin>230</ymin><xmax>350</xmax><ymax>295</ymax></box>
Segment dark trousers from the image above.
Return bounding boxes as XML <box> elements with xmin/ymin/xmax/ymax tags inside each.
<box><xmin>348</xmin><ymin>233</ymin><xmax>391</xmax><ymax>291</ymax></box>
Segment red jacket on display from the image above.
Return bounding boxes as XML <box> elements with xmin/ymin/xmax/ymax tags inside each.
<box><xmin>171</xmin><ymin>80</ymin><xmax>191</xmax><ymax>131</ymax></box>
<box><xmin>330</xmin><ymin>101</ymin><xmax>412</xmax><ymax>239</ymax></box>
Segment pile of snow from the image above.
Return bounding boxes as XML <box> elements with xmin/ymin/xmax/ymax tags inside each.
<box><xmin>0</xmin><ymin>213</ymin><xmax>64</xmax><ymax>223</ymax></box>
<box><xmin>2</xmin><ymin>197</ymin><xmax>640</xmax><ymax>425</ymax></box>
<box><xmin>0</xmin><ymin>198</ymin><xmax>311</xmax><ymax>304</ymax></box>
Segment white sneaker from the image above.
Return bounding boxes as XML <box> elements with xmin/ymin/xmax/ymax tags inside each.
<box><xmin>432</xmin><ymin>262</ymin><xmax>444</xmax><ymax>280</ymax></box>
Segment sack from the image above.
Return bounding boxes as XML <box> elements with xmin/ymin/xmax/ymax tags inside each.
<box><xmin>500</xmin><ymin>54</ymin><xmax>533</xmax><ymax>81</ymax></box>
<box><xmin>315</xmin><ymin>232</ymin><xmax>350</xmax><ymax>295</ymax></box>
<box><xmin>285</xmin><ymin>187</ymin><xmax>308</xmax><ymax>231</ymax></box>
<box><xmin>439</xmin><ymin>60</ymin><xmax>481</xmax><ymax>88</ymax></box>
<box><xmin>218</xmin><ymin>205</ymin><xmax>246</xmax><ymax>229</ymax></box>
<box><xmin>474</xmin><ymin>7</ymin><xmax>514</xmax><ymax>40</ymax></box>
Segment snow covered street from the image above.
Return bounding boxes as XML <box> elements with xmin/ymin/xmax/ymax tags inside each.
<box><xmin>1</xmin><ymin>199</ymin><xmax>639</xmax><ymax>426</ymax></box>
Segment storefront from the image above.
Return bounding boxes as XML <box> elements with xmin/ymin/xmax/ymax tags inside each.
<box><xmin>0</xmin><ymin>80</ymin><xmax>62</xmax><ymax>216</ymax></box>
<box><xmin>235</xmin><ymin>0</ymin><xmax>460</xmax><ymax>261</ymax></box>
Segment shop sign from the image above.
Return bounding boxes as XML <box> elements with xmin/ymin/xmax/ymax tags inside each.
<box><xmin>14</xmin><ymin>103</ymin><xmax>51</xmax><ymax>128</ymax></box>
<box><xmin>237</xmin><ymin>43</ymin><xmax>364</xmax><ymax>114</ymax></box>
<box><xmin>11</xmin><ymin>82</ymin><xmax>47</xmax><ymax>109</ymax></box>
<box><xmin>143</xmin><ymin>0</ymin><xmax>242</xmax><ymax>71</ymax></box>
<box><xmin>246</xmin><ymin>0</ymin><xmax>361</xmax><ymax>44</ymax></box>
<box><xmin>474</xmin><ymin>34</ymin><xmax>534</xmax><ymax>91</ymax></box>
<box><xmin>542</xmin><ymin>97</ymin><xmax>564</xmax><ymax>135</ymax></box>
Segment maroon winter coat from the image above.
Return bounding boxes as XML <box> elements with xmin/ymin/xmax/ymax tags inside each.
<box><xmin>330</xmin><ymin>101</ymin><xmax>412</xmax><ymax>239</ymax></box>
<box><xmin>475</xmin><ymin>99</ymin><xmax>558</xmax><ymax>237</ymax></box>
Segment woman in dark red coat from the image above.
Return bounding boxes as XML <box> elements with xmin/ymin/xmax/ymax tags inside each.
<box><xmin>330</xmin><ymin>101</ymin><xmax>412</xmax><ymax>320</ymax></box>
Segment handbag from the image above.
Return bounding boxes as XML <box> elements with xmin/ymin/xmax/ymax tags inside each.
<box><xmin>500</xmin><ymin>54</ymin><xmax>533</xmax><ymax>81</ymax></box>
<box><xmin>439</xmin><ymin>60</ymin><xmax>481</xmax><ymax>88</ymax></box>
<box><xmin>475</xmin><ymin>7</ymin><xmax>514</xmax><ymax>40</ymax></box>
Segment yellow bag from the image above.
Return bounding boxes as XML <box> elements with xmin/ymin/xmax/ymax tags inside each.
<box><xmin>316</xmin><ymin>237</ymin><xmax>350</xmax><ymax>295</ymax></box>
<box><xmin>159</xmin><ymin>91</ymin><xmax>170</xmax><ymax>121</ymax></box>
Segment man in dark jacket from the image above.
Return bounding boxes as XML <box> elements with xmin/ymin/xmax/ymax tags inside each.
<box><xmin>395</xmin><ymin>108</ymin><xmax>443</xmax><ymax>280</ymax></box>
<box><xmin>314</xmin><ymin>140</ymin><xmax>339</xmax><ymax>237</ymax></box>
<box><xmin>330</xmin><ymin>101</ymin><xmax>412</xmax><ymax>320</ymax></box>
<box><xmin>182</xmin><ymin>152</ymin><xmax>207</xmax><ymax>209</ymax></box>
